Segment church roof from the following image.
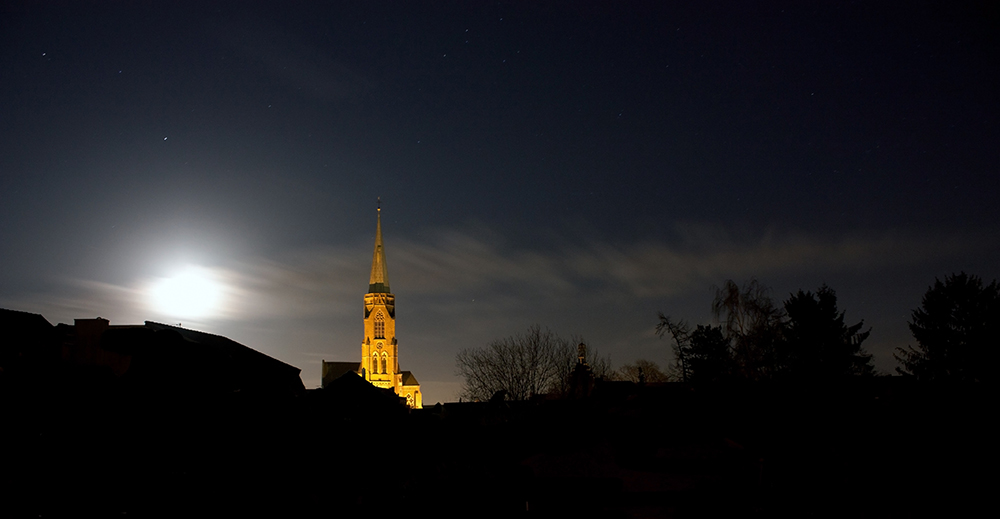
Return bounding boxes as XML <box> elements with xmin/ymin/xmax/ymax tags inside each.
<box><xmin>322</xmin><ymin>361</ymin><xmax>362</xmax><ymax>388</ymax></box>
<box><xmin>368</xmin><ymin>205</ymin><xmax>391</xmax><ymax>294</ymax></box>
<box><xmin>315</xmin><ymin>370</ymin><xmax>407</xmax><ymax>415</ymax></box>
<box><xmin>400</xmin><ymin>370</ymin><xmax>420</xmax><ymax>386</ymax></box>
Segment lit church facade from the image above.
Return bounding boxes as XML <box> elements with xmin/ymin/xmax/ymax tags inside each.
<box><xmin>321</xmin><ymin>205</ymin><xmax>422</xmax><ymax>408</ymax></box>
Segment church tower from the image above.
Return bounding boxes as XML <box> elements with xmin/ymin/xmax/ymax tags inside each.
<box><xmin>360</xmin><ymin>203</ymin><xmax>421</xmax><ymax>408</ymax></box>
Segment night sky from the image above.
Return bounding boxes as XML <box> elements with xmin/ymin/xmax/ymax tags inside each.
<box><xmin>2</xmin><ymin>1</ymin><xmax>998</xmax><ymax>403</ymax></box>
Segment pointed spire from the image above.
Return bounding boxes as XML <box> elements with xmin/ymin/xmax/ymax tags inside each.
<box><xmin>368</xmin><ymin>200</ymin><xmax>390</xmax><ymax>293</ymax></box>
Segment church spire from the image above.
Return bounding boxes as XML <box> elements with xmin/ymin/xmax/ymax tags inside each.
<box><xmin>368</xmin><ymin>200</ymin><xmax>390</xmax><ymax>293</ymax></box>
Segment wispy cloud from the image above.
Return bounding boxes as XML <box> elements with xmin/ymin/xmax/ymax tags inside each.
<box><xmin>11</xmin><ymin>223</ymin><xmax>969</xmax><ymax>325</ymax></box>
<box><xmin>381</xmin><ymin>224</ymin><xmax>974</xmax><ymax>303</ymax></box>
<box><xmin>1</xmin><ymin>223</ymin><xmax>983</xmax><ymax>402</ymax></box>
<box><xmin>557</xmin><ymin>225</ymin><xmax>973</xmax><ymax>299</ymax></box>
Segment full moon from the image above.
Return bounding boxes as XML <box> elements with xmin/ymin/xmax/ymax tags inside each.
<box><xmin>148</xmin><ymin>267</ymin><xmax>224</xmax><ymax>319</ymax></box>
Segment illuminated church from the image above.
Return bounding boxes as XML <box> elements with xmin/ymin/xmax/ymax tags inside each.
<box><xmin>321</xmin><ymin>204</ymin><xmax>422</xmax><ymax>408</ymax></box>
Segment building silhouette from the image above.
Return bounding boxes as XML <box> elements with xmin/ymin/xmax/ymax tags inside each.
<box><xmin>0</xmin><ymin>308</ymin><xmax>304</xmax><ymax>397</ymax></box>
<box><xmin>322</xmin><ymin>204</ymin><xmax>421</xmax><ymax>408</ymax></box>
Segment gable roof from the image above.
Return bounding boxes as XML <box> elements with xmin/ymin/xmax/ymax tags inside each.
<box><xmin>400</xmin><ymin>370</ymin><xmax>420</xmax><ymax>386</ymax></box>
<box><xmin>322</xmin><ymin>361</ymin><xmax>362</xmax><ymax>388</ymax></box>
<box><xmin>0</xmin><ymin>308</ymin><xmax>57</xmax><ymax>368</ymax></box>
<box><xmin>0</xmin><ymin>308</ymin><xmax>54</xmax><ymax>330</ymax></box>
<box><xmin>314</xmin><ymin>370</ymin><xmax>406</xmax><ymax>416</ymax></box>
<box><xmin>143</xmin><ymin>321</ymin><xmax>304</xmax><ymax>394</ymax></box>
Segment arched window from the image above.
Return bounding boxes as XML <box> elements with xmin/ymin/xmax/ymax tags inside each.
<box><xmin>406</xmin><ymin>393</ymin><xmax>414</xmax><ymax>407</ymax></box>
<box><xmin>374</xmin><ymin>311</ymin><xmax>385</xmax><ymax>339</ymax></box>
<box><xmin>381</xmin><ymin>354</ymin><xmax>388</xmax><ymax>374</ymax></box>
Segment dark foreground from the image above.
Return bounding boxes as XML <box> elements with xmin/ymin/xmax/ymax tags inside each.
<box><xmin>2</xmin><ymin>378</ymin><xmax>992</xmax><ymax>518</ymax></box>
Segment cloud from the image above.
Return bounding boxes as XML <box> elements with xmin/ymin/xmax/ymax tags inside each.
<box><xmin>557</xmin><ymin>224</ymin><xmax>974</xmax><ymax>300</ymax></box>
<box><xmin>218</xmin><ymin>248</ymin><xmax>367</xmax><ymax>322</ymax></box>
<box><xmin>12</xmin><ymin>223</ymin><xmax>972</xmax><ymax>327</ymax></box>
<box><xmin>0</xmin><ymin>279</ymin><xmax>148</xmax><ymax>327</ymax></box>
<box><xmin>381</xmin><ymin>224</ymin><xmax>974</xmax><ymax>303</ymax></box>
<box><xmin>2</xmin><ymin>222</ymin><xmax>984</xmax><ymax>401</ymax></box>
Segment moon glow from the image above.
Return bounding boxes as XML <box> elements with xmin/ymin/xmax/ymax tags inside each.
<box><xmin>148</xmin><ymin>267</ymin><xmax>224</xmax><ymax>320</ymax></box>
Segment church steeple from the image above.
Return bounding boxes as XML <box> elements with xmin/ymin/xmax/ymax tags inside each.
<box><xmin>320</xmin><ymin>199</ymin><xmax>420</xmax><ymax>407</ymax></box>
<box><xmin>368</xmin><ymin>201</ymin><xmax>390</xmax><ymax>294</ymax></box>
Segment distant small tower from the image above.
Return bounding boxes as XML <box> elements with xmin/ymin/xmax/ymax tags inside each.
<box><xmin>569</xmin><ymin>342</ymin><xmax>595</xmax><ymax>399</ymax></box>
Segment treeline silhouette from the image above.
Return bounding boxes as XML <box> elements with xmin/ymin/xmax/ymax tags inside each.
<box><xmin>657</xmin><ymin>273</ymin><xmax>998</xmax><ymax>386</ymax></box>
<box><xmin>440</xmin><ymin>273</ymin><xmax>996</xmax><ymax>516</ymax></box>
<box><xmin>455</xmin><ymin>325</ymin><xmax>614</xmax><ymax>402</ymax></box>
<box><xmin>459</xmin><ymin>273</ymin><xmax>999</xmax><ymax>396</ymax></box>
<box><xmin>659</xmin><ymin>280</ymin><xmax>875</xmax><ymax>384</ymax></box>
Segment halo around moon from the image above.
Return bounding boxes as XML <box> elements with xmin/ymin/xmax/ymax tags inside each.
<box><xmin>147</xmin><ymin>267</ymin><xmax>224</xmax><ymax>320</ymax></box>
